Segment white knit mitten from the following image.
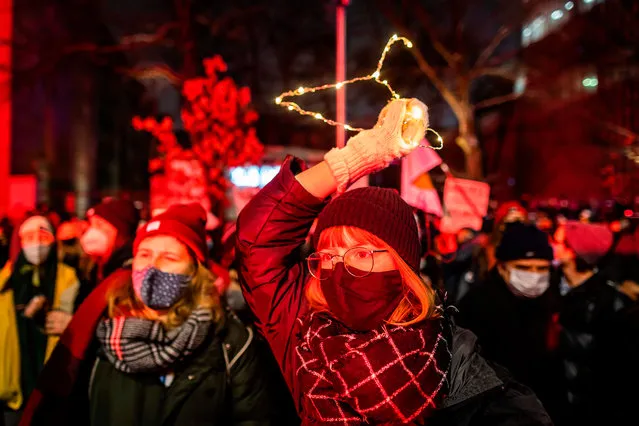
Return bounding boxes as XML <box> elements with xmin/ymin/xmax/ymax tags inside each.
<box><xmin>325</xmin><ymin>99</ymin><xmax>426</xmax><ymax>193</ymax></box>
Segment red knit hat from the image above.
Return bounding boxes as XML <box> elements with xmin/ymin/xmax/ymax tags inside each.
<box><xmin>564</xmin><ymin>221</ymin><xmax>613</xmax><ymax>266</ymax></box>
<box><xmin>313</xmin><ymin>187</ymin><xmax>421</xmax><ymax>272</ymax></box>
<box><xmin>134</xmin><ymin>203</ymin><xmax>208</xmax><ymax>262</ymax></box>
<box><xmin>87</xmin><ymin>199</ymin><xmax>140</xmax><ymax>238</ymax></box>
<box><xmin>494</xmin><ymin>201</ymin><xmax>527</xmax><ymax>227</ymax></box>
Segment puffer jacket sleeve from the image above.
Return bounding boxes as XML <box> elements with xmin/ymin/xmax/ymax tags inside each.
<box><xmin>236</xmin><ymin>156</ymin><xmax>326</xmax><ymax>375</ymax></box>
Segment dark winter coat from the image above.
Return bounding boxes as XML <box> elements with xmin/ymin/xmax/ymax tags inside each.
<box><xmin>558</xmin><ymin>272</ymin><xmax>635</xmax><ymax>425</ymax></box>
<box><xmin>89</xmin><ymin>312</ymin><xmax>275</xmax><ymax>426</ymax></box>
<box><xmin>237</xmin><ymin>156</ymin><xmax>552</xmax><ymax>425</ymax></box>
<box><xmin>456</xmin><ymin>270</ymin><xmax>563</xmax><ymax>418</ymax></box>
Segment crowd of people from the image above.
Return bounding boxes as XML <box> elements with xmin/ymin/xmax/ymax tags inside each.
<box><xmin>0</xmin><ymin>98</ymin><xmax>637</xmax><ymax>425</ymax></box>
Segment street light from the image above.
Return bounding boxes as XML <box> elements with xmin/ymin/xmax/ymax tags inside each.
<box><xmin>336</xmin><ymin>0</ymin><xmax>350</xmax><ymax>149</ymax></box>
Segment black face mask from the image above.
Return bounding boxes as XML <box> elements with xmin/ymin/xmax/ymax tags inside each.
<box><xmin>320</xmin><ymin>263</ymin><xmax>404</xmax><ymax>332</ymax></box>
<box><xmin>61</xmin><ymin>238</ymin><xmax>78</xmax><ymax>247</ymax></box>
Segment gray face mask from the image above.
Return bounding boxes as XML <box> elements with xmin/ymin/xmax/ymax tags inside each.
<box><xmin>23</xmin><ymin>244</ymin><xmax>52</xmax><ymax>266</ymax></box>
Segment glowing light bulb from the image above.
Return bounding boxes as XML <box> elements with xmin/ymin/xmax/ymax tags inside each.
<box><xmin>275</xmin><ymin>97</ymin><xmax>282</xmax><ymax>104</ymax></box>
<box><xmin>406</xmin><ymin>41</ymin><xmax>413</xmax><ymax>48</ymax></box>
<box><xmin>297</xmin><ymin>87</ymin><xmax>305</xmax><ymax>94</ymax></box>
<box><xmin>314</xmin><ymin>113</ymin><xmax>323</xmax><ymax>119</ymax></box>
<box><xmin>288</xmin><ymin>105</ymin><xmax>294</xmax><ymax>110</ymax></box>
<box><xmin>335</xmin><ymin>82</ymin><xmax>343</xmax><ymax>89</ymax></box>
<box><xmin>391</xmin><ymin>34</ymin><xmax>398</xmax><ymax>40</ymax></box>
<box><xmin>409</xmin><ymin>107</ymin><xmax>424</xmax><ymax>120</ymax></box>
<box><xmin>372</xmin><ymin>71</ymin><xmax>380</xmax><ymax>79</ymax></box>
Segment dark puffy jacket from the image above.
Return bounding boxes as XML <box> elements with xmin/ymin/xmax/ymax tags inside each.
<box><xmin>456</xmin><ymin>269</ymin><xmax>563</xmax><ymax>419</ymax></box>
<box><xmin>89</xmin><ymin>312</ymin><xmax>277</xmax><ymax>426</ymax></box>
<box><xmin>237</xmin><ymin>157</ymin><xmax>552</xmax><ymax>425</ymax></box>
<box><xmin>558</xmin><ymin>272</ymin><xmax>634</xmax><ymax>425</ymax></box>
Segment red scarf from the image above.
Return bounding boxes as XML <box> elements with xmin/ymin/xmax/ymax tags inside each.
<box><xmin>296</xmin><ymin>312</ymin><xmax>451</xmax><ymax>425</ymax></box>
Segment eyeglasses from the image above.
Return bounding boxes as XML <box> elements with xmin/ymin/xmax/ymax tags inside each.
<box><xmin>306</xmin><ymin>247</ymin><xmax>389</xmax><ymax>280</ymax></box>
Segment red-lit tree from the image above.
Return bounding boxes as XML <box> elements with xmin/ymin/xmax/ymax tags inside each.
<box><xmin>133</xmin><ymin>55</ymin><xmax>263</xmax><ymax>209</ymax></box>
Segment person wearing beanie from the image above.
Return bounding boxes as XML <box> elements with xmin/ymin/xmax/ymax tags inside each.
<box><xmin>0</xmin><ymin>215</ymin><xmax>79</xmax><ymax>420</ymax></box>
<box><xmin>457</xmin><ymin>222</ymin><xmax>562</xmax><ymax>421</ymax></box>
<box><xmin>75</xmin><ymin>199</ymin><xmax>140</xmax><ymax>309</ymax></box>
<box><xmin>481</xmin><ymin>201</ymin><xmax>529</xmax><ymax>279</ymax></box>
<box><xmin>237</xmin><ymin>99</ymin><xmax>551</xmax><ymax>425</ymax></box>
<box><xmin>555</xmin><ymin>221</ymin><xmax>636</xmax><ymax>425</ymax></box>
<box><xmin>19</xmin><ymin>203</ymin><xmax>289</xmax><ymax>426</ymax></box>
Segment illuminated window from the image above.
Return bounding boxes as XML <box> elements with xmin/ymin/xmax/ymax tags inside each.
<box><xmin>581</xmin><ymin>74</ymin><xmax>598</xmax><ymax>92</ymax></box>
<box><xmin>530</xmin><ymin>16</ymin><xmax>547</xmax><ymax>42</ymax></box>
<box><xmin>229</xmin><ymin>165</ymin><xmax>281</xmax><ymax>188</ymax></box>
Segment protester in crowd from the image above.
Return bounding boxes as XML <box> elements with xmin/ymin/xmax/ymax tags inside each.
<box><xmin>582</xmin><ymin>230</ymin><xmax>639</xmax><ymax>425</ymax></box>
<box><xmin>441</xmin><ymin>227</ymin><xmax>485</xmax><ymax>304</ymax></box>
<box><xmin>553</xmin><ymin>221</ymin><xmax>632</xmax><ymax>425</ymax></box>
<box><xmin>457</xmin><ymin>222</ymin><xmax>562</xmax><ymax>418</ymax></box>
<box><xmin>237</xmin><ymin>99</ymin><xmax>552</xmax><ymax>425</ymax></box>
<box><xmin>0</xmin><ymin>215</ymin><xmax>79</xmax><ymax>426</ymax></box>
<box><xmin>56</xmin><ymin>220</ymin><xmax>87</xmax><ymax>275</ymax></box>
<box><xmin>20</xmin><ymin>203</ymin><xmax>288</xmax><ymax>426</ymax></box>
<box><xmin>480</xmin><ymin>201</ymin><xmax>528</xmax><ymax>279</ymax></box>
<box><xmin>76</xmin><ymin>199</ymin><xmax>139</xmax><ymax>308</ymax></box>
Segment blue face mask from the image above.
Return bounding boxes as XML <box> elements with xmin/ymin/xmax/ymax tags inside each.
<box><xmin>133</xmin><ymin>267</ymin><xmax>191</xmax><ymax>309</ymax></box>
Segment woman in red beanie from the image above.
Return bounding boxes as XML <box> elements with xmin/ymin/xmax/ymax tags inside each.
<box><xmin>20</xmin><ymin>204</ymin><xmax>283</xmax><ymax>426</ymax></box>
<box><xmin>237</xmin><ymin>99</ymin><xmax>551</xmax><ymax>425</ymax></box>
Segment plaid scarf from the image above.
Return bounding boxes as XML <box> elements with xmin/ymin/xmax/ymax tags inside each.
<box><xmin>296</xmin><ymin>312</ymin><xmax>452</xmax><ymax>425</ymax></box>
<box><xmin>96</xmin><ymin>308</ymin><xmax>213</xmax><ymax>373</ymax></box>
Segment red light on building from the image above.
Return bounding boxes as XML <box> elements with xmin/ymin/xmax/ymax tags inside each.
<box><xmin>624</xmin><ymin>209</ymin><xmax>634</xmax><ymax>218</ymax></box>
<box><xmin>0</xmin><ymin>0</ymin><xmax>12</xmax><ymax>216</ymax></box>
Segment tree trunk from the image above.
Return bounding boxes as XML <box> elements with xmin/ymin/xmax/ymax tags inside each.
<box><xmin>70</xmin><ymin>62</ymin><xmax>97</xmax><ymax>216</ymax></box>
<box><xmin>455</xmin><ymin>111</ymin><xmax>484</xmax><ymax>180</ymax></box>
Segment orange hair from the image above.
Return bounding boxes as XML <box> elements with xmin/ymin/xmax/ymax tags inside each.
<box><xmin>305</xmin><ymin>226</ymin><xmax>439</xmax><ymax>326</ymax></box>
<box><xmin>107</xmin><ymin>263</ymin><xmax>223</xmax><ymax>329</ymax></box>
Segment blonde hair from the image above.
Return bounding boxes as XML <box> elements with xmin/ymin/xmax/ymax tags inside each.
<box><xmin>107</xmin><ymin>263</ymin><xmax>223</xmax><ymax>329</ymax></box>
<box><xmin>305</xmin><ymin>226</ymin><xmax>439</xmax><ymax>326</ymax></box>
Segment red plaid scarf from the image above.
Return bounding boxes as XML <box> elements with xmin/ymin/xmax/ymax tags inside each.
<box><xmin>296</xmin><ymin>312</ymin><xmax>452</xmax><ymax>425</ymax></box>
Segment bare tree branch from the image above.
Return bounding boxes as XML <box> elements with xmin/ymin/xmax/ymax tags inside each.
<box><xmin>116</xmin><ymin>64</ymin><xmax>184</xmax><ymax>84</ymax></box>
<box><xmin>376</xmin><ymin>0</ymin><xmax>464</xmax><ymax>118</ymax></box>
<box><xmin>474</xmin><ymin>25</ymin><xmax>512</xmax><ymax>68</ymax></box>
<box><xmin>473</xmin><ymin>92</ymin><xmax>521</xmax><ymax>110</ymax></box>
<box><xmin>406</xmin><ymin>0</ymin><xmax>461</xmax><ymax>67</ymax></box>
<box><xmin>65</xmin><ymin>21</ymin><xmax>181</xmax><ymax>55</ymax></box>
<box><xmin>410</xmin><ymin>48</ymin><xmax>467</xmax><ymax>120</ymax></box>
<box><xmin>471</xmin><ymin>66</ymin><xmax>519</xmax><ymax>81</ymax></box>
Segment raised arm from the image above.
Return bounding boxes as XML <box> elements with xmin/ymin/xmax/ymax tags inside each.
<box><xmin>236</xmin><ymin>156</ymin><xmax>327</xmax><ymax>368</ymax></box>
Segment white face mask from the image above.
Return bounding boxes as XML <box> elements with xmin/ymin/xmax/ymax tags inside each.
<box><xmin>508</xmin><ymin>269</ymin><xmax>550</xmax><ymax>298</ymax></box>
<box><xmin>23</xmin><ymin>244</ymin><xmax>52</xmax><ymax>266</ymax></box>
<box><xmin>81</xmin><ymin>227</ymin><xmax>110</xmax><ymax>257</ymax></box>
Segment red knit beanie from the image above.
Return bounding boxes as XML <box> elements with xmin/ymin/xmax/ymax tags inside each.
<box><xmin>564</xmin><ymin>221</ymin><xmax>613</xmax><ymax>266</ymax></box>
<box><xmin>88</xmin><ymin>199</ymin><xmax>140</xmax><ymax>238</ymax></box>
<box><xmin>494</xmin><ymin>201</ymin><xmax>527</xmax><ymax>227</ymax></box>
<box><xmin>313</xmin><ymin>187</ymin><xmax>421</xmax><ymax>272</ymax></box>
<box><xmin>134</xmin><ymin>203</ymin><xmax>208</xmax><ymax>262</ymax></box>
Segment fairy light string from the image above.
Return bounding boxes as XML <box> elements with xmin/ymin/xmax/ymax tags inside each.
<box><xmin>274</xmin><ymin>34</ymin><xmax>444</xmax><ymax>149</ymax></box>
